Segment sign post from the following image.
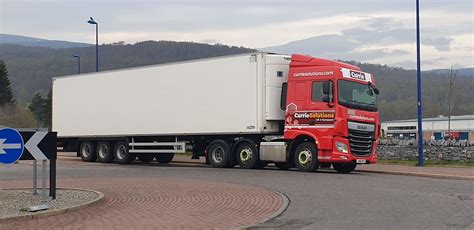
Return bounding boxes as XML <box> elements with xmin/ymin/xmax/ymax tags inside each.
<box><xmin>33</xmin><ymin>160</ymin><xmax>38</xmax><ymax>194</ymax></box>
<box><xmin>0</xmin><ymin>127</ymin><xmax>57</xmax><ymax>211</ymax></box>
<box><xmin>19</xmin><ymin>130</ymin><xmax>58</xmax><ymax>199</ymax></box>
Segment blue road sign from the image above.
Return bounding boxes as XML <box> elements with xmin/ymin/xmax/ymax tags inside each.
<box><xmin>0</xmin><ymin>128</ymin><xmax>25</xmax><ymax>164</ymax></box>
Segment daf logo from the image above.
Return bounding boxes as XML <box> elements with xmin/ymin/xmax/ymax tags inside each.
<box><xmin>357</xmin><ymin>125</ymin><xmax>367</xmax><ymax>130</ymax></box>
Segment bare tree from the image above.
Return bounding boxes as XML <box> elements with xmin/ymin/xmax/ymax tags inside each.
<box><xmin>441</xmin><ymin>67</ymin><xmax>461</xmax><ymax>139</ymax></box>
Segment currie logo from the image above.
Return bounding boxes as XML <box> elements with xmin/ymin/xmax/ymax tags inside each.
<box><xmin>341</xmin><ymin>68</ymin><xmax>372</xmax><ymax>82</ymax></box>
<box><xmin>286</xmin><ymin>110</ymin><xmax>336</xmax><ymax>125</ymax></box>
<box><xmin>350</xmin><ymin>71</ymin><xmax>366</xmax><ymax>80</ymax></box>
<box><xmin>293</xmin><ymin>71</ymin><xmax>334</xmax><ymax>77</ymax></box>
<box><xmin>293</xmin><ymin>112</ymin><xmax>335</xmax><ymax>121</ymax></box>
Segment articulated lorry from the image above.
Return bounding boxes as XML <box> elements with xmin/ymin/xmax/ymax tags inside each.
<box><xmin>53</xmin><ymin>53</ymin><xmax>380</xmax><ymax>173</ymax></box>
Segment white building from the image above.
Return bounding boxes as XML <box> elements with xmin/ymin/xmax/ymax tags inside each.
<box><xmin>381</xmin><ymin>115</ymin><xmax>474</xmax><ymax>142</ymax></box>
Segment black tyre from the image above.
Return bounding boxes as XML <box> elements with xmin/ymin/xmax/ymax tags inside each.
<box><xmin>274</xmin><ymin>162</ymin><xmax>290</xmax><ymax>170</ymax></box>
<box><xmin>137</xmin><ymin>154</ymin><xmax>155</xmax><ymax>163</ymax></box>
<box><xmin>79</xmin><ymin>141</ymin><xmax>97</xmax><ymax>162</ymax></box>
<box><xmin>236</xmin><ymin>141</ymin><xmax>260</xmax><ymax>169</ymax></box>
<box><xmin>155</xmin><ymin>153</ymin><xmax>174</xmax><ymax>164</ymax></box>
<box><xmin>114</xmin><ymin>141</ymin><xmax>134</xmax><ymax>164</ymax></box>
<box><xmin>207</xmin><ymin>140</ymin><xmax>232</xmax><ymax>168</ymax></box>
<box><xmin>96</xmin><ymin>141</ymin><xmax>114</xmax><ymax>163</ymax></box>
<box><xmin>258</xmin><ymin>161</ymin><xmax>269</xmax><ymax>169</ymax></box>
<box><xmin>333</xmin><ymin>162</ymin><xmax>357</xmax><ymax>173</ymax></box>
<box><xmin>294</xmin><ymin>142</ymin><xmax>319</xmax><ymax>172</ymax></box>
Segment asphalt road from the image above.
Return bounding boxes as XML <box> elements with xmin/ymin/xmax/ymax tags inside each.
<box><xmin>1</xmin><ymin>154</ymin><xmax>473</xmax><ymax>229</ymax></box>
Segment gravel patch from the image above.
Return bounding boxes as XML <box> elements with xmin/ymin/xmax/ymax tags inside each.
<box><xmin>0</xmin><ymin>189</ymin><xmax>99</xmax><ymax>219</ymax></box>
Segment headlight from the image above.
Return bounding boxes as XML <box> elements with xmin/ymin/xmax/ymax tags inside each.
<box><xmin>335</xmin><ymin>142</ymin><xmax>348</xmax><ymax>153</ymax></box>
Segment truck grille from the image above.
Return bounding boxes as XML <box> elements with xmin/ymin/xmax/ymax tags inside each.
<box><xmin>348</xmin><ymin>129</ymin><xmax>375</xmax><ymax>156</ymax></box>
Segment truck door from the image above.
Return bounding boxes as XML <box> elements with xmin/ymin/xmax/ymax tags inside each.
<box><xmin>308</xmin><ymin>80</ymin><xmax>335</xmax><ymax>123</ymax></box>
<box><xmin>307</xmin><ymin>80</ymin><xmax>335</xmax><ymax>150</ymax></box>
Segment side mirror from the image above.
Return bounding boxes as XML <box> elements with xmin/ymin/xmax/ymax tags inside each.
<box><xmin>323</xmin><ymin>81</ymin><xmax>330</xmax><ymax>95</ymax></box>
<box><xmin>322</xmin><ymin>95</ymin><xmax>334</xmax><ymax>107</ymax></box>
<box><xmin>322</xmin><ymin>95</ymin><xmax>330</xmax><ymax>102</ymax></box>
<box><xmin>373</xmin><ymin>88</ymin><xmax>380</xmax><ymax>95</ymax></box>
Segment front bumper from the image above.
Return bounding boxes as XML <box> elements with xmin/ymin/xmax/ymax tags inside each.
<box><xmin>317</xmin><ymin>136</ymin><xmax>377</xmax><ymax>164</ymax></box>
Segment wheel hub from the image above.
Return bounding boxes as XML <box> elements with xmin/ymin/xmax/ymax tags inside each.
<box><xmin>298</xmin><ymin>149</ymin><xmax>312</xmax><ymax>166</ymax></box>
<box><xmin>82</xmin><ymin>144</ymin><xmax>91</xmax><ymax>158</ymax></box>
<box><xmin>240</xmin><ymin>147</ymin><xmax>253</xmax><ymax>163</ymax></box>
<box><xmin>116</xmin><ymin>146</ymin><xmax>126</xmax><ymax>160</ymax></box>
<box><xmin>212</xmin><ymin>147</ymin><xmax>224</xmax><ymax>163</ymax></box>
<box><xmin>98</xmin><ymin>145</ymin><xmax>108</xmax><ymax>158</ymax></box>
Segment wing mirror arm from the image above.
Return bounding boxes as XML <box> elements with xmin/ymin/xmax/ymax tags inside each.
<box><xmin>322</xmin><ymin>81</ymin><xmax>334</xmax><ymax>107</ymax></box>
<box><xmin>368</xmin><ymin>82</ymin><xmax>380</xmax><ymax>95</ymax></box>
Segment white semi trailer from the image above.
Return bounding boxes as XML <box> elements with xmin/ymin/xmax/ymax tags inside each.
<box><xmin>54</xmin><ymin>53</ymin><xmax>290</xmax><ymax>166</ymax></box>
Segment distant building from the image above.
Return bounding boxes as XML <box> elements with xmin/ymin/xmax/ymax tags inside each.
<box><xmin>381</xmin><ymin>115</ymin><xmax>474</xmax><ymax>143</ymax></box>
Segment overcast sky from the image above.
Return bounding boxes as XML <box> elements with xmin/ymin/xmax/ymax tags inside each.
<box><xmin>1</xmin><ymin>0</ymin><xmax>473</xmax><ymax>69</ymax></box>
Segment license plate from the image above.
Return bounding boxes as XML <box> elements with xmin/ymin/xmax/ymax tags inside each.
<box><xmin>356</xmin><ymin>159</ymin><xmax>366</xmax><ymax>164</ymax></box>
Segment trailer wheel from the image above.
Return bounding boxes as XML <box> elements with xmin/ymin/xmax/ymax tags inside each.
<box><xmin>114</xmin><ymin>141</ymin><xmax>134</xmax><ymax>164</ymax></box>
<box><xmin>137</xmin><ymin>154</ymin><xmax>155</xmax><ymax>163</ymax></box>
<box><xmin>236</xmin><ymin>141</ymin><xmax>259</xmax><ymax>169</ymax></box>
<box><xmin>274</xmin><ymin>162</ymin><xmax>290</xmax><ymax>170</ymax></box>
<box><xmin>333</xmin><ymin>162</ymin><xmax>357</xmax><ymax>173</ymax></box>
<box><xmin>97</xmin><ymin>141</ymin><xmax>114</xmax><ymax>163</ymax></box>
<box><xmin>294</xmin><ymin>142</ymin><xmax>319</xmax><ymax>172</ymax></box>
<box><xmin>207</xmin><ymin>140</ymin><xmax>231</xmax><ymax>168</ymax></box>
<box><xmin>79</xmin><ymin>141</ymin><xmax>97</xmax><ymax>162</ymax></box>
<box><xmin>155</xmin><ymin>153</ymin><xmax>174</xmax><ymax>164</ymax></box>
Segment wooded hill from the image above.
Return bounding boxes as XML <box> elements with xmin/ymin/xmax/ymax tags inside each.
<box><xmin>0</xmin><ymin>40</ymin><xmax>472</xmax><ymax>121</ymax></box>
<box><xmin>0</xmin><ymin>41</ymin><xmax>254</xmax><ymax>102</ymax></box>
<box><xmin>348</xmin><ymin>61</ymin><xmax>473</xmax><ymax>121</ymax></box>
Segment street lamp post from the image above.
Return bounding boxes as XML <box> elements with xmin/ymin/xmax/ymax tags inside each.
<box><xmin>87</xmin><ymin>17</ymin><xmax>99</xmax><ymax>72</ymax></box>
<box><xmin>416</xmin><ymin>0</ymin><xmax>424</xmax><ymax>166</ymax></box>
<box><xmin>72</xmin><ymin>54</ymin><xmax>81</xmax><ymax>74</ymax></box>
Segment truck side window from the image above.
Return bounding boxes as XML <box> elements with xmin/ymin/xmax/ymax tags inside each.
<box><xmin>280</xmin><ymin>82</ymin><xmax>288</xmax><ymax>111</ymax></box>
<box><xmin>312</xmin><ymin>81</ymin><xmax>333</xmax><ymax>102</ymax></box>
<box><xmin>312</xmin><ymin>81</ymin><xmax>324</xmax><ymax>102</ymax></box>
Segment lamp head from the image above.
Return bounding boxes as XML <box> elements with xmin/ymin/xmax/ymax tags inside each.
<box><xmin>87</xmin><ymin>17</ymin><xmax>97</xmax><ymax>25</ymax></box>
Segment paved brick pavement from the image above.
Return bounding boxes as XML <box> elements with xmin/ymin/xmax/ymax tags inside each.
<box><xmin>0</xmin><ymin>178</ymin><xmax>285</xmax><ymax>229</ymax></box>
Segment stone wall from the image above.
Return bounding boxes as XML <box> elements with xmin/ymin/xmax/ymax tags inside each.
<box><xmin>376</xmin><ymin>139</ymin><xmax>473</xmax><ymax>162</ymax></box>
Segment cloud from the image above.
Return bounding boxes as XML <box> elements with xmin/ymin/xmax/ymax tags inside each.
<box><xmin>364</xmin><ymin>17</ymin><xmax>403</xmax><ymax>30</ymax></box>
<box><xmin>342</xmin><ymin>17</ymin><xmax>455</xmax><ymax>51</ymax></box>
<box><xmin>263</xmin><ymin>33</ymin><xmax>411</xmax><ymax>62</ymax></box>
<box><xmin>262</xmin><ymin>34</ymin><xmax>358</xmax><ymax>55</ymax></box>
<box><xmin>348</xmin><ymin>49</ymin><xmax>411</xmax><ymax>61</ymax></box>
<box><xmin>422</xmin><ymin>37</ymin><xmax>454</xmax><ymax>52</ymax></box>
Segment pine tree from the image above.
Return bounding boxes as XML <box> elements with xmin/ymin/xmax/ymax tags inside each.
<box><xmin>29</xmin><ymin>93</ymin><xmax>45</xmax><ymax>127</ymax></box>
<box><xmin>0</xmin><ymin>60</ymin><xmax>15</xmax><ymax>106</ymax></box>
<box><xmin>44</xmin><ymin>89</ymin><xmax>52</xmax><ymax>129</ymax></box>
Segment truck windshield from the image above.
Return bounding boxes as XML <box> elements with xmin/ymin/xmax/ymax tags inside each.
<box><xmin>338</xmin><ymin>80</ymin><xmax>377</xmax><ymax>112</ymax></box>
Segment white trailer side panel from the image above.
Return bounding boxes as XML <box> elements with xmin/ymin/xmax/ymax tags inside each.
<box><xmin>53</xmin><ymin>54</ymin><xmax>285</xmax><ymax>138</ymax></box>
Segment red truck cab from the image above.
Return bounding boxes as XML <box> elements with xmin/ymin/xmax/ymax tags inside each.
<box><xmin>283</xmin><ymin>54</ymin><xmax>379</xmax><ymax>173</ymax></box>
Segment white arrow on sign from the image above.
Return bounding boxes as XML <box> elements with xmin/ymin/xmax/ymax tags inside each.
<box><xmin>24</xmin><ymin>131</ymin><xmax>48</xmax><ymax>160</ymax></box>
<box><xmin>0</xmin><ymin>138</ymin><xmax>22</xmax><ymax>154</ymax></box>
